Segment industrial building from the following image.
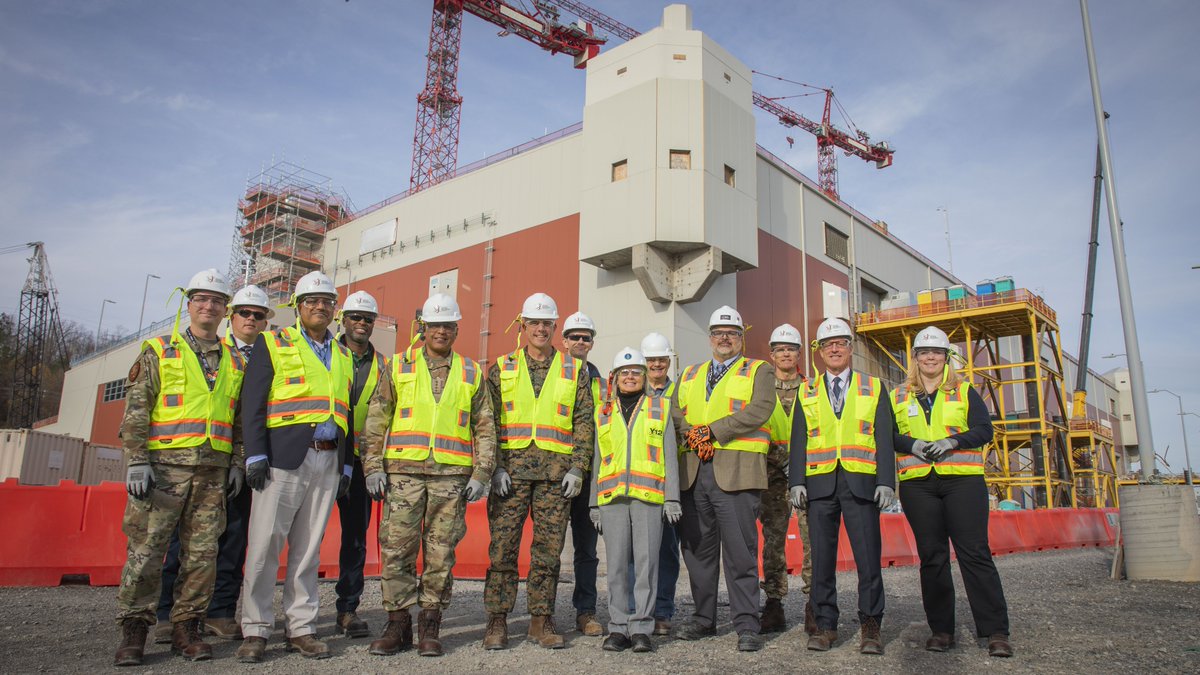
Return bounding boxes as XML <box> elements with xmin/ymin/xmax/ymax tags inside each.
<box><xmin>36</xmin><ymin>4</ymin><xmax>1130</xmax><ymax>508</ymax></box>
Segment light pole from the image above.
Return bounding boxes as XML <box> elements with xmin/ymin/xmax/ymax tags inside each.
<box><xmin>96</xmin><ymin>299</ymin><xmax>116</xmax><ymax>347</ymax></box>
<box><xmin>328</xmin><ymin>237</ymin><xmax>341</xmax><ymax>289</ymax></box>
<box><xmin>137</xmin><ymin>273</ymin><xmax>160</xmax><ymax>334</ymax></box>
<box><xmin>1148</xmin><ymin>389</ymin><xmax>1194</xmax><ymax>485</ymax></box>
<box><xmin>936</xmin><ymin>206</ymin><xmax>954</xmax><ymax>274</ymax></box>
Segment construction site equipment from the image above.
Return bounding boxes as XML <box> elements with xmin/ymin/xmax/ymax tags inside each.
<box><xmin>857</xmin><ymin>288</ymin><xmax>1119</xmax><ymax>509</ymax></box>
<box><xmin>228</xmin><ymin>162</ymin><xmax>352</xmax><ymax>302</ymax></box>
<box><xmin>2</xmin><ymin>242</ymin><xmax>70</xmax><ymax>428</ymax></box>
<box><xmin>405</xmin><ymin>1</ymin><xmax>893</xmax><ymax>201</ymax></box>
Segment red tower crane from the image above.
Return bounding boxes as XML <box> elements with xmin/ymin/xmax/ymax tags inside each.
<box><xmin>408</xmin><ymin>0</ymin><xmax>894</xmax><ymax>201</ymax></box>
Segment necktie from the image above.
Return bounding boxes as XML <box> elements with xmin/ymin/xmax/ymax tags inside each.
<box><xmin>707</xmin><ymin>362</ymin><xmax>728</xmax><ymax>397</ymax></box>
<box><xmin>240</xmin><ymin>345</ymin><xmax>253</xmax><ymax>362</ymax></box>
<box><xmin>831</xmin><ymin>377</ymin><xmax>845</xmax><ymax>416</ymax></box>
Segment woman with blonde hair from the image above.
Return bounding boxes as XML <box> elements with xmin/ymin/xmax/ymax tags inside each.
<box><xmin>891</xmin><ymin>326</ymin><xmax>1012</xmax><ymax>658</ymax></box>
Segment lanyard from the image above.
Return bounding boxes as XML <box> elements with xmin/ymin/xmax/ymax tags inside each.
<box><xmin>182</xmin><ymin>327</ymin><xmax>219</xmax><ymax>391</ymax></box>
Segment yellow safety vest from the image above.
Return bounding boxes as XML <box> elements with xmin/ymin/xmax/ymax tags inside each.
<box><xmin>349</xmin><ymin>350</ymin><xmax>386</xmax><ymax>457</ymax></box>
<box><xmin>385</xmin><ymin>350</ymin><xmax>481</xmax><ymax>466</ymax></box>
<box><xmin>263</xmin><ymin>326</ymin><xmax>352</xmax><ymax>435</ymax></box>
<box><xmin>145</xmin><ymin>334</ymin><xmax>245</xmax><ymax>453</ymax></box>
<box><xmin>799</xmin><ymin>372</ymin><xmax>881</xmax><ymax>477</ymax></box>
<box><xmin>498</xmin><ymin>349</ymin><xmax>580</xmax><ymax>454</ymax></box>
<box><xmin>891</xmin><ymin>382</ymin><xmax>983</xmax><ymax>479</ymax></box>
<box><xmin>595</xmin><ymin>395</ymin><xmax>670</xmax><ymax>505</ymax></box>
<box><xmin>590</xmin><ymin>376</ymin><xmax>602</xmax><ymax>410</ymax></box>
<box><xmin>766</xmin><ymin>382</ymin><xmax>805</xmax><ymax>444</ymax></box>
<box><xmin>676</xmin><ymin>357</ymin><xmax>771</xmax><ymax>454</ymax></box>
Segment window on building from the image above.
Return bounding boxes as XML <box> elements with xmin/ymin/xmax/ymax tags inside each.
<box><xmin>824</xmin><ymin>223</ymin><xmax>849</xmax><ymax>265</ymax></box>
<box><xmin>669</xmin><ymin>150</ymin><xmax>691</xmax><ymax>170</ymax></box>
<box><xmin>1122</xmin><ymin>414</ymin><xmax>1132</xmax><ymax>422</ymax></box>
<box><xmin>724</xmin><ymin>164</ymin><xmax>735</xmax><ymax>187</ymax></box>
<box><xmin>102</xmin><ymin>379</ymin><xmax>128</xmax><ymax>403</ymax></box>
<box><xmin>611</xmin><ymin>159</ymin><xmax>628</xmax><ymax>182</ymax></box>
<box><xmin>1109</xmin><ymin>398</ymin><xmax>1117</xmax><ymax>415</ymax></box>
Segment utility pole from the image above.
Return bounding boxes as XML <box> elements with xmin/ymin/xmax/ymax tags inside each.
<box><xmin>937</xmin><ymin>206</ymin><xmax>954</xmax><ymax>274</ymax></box>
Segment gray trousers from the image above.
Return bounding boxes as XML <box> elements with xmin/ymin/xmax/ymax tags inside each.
<box><xmin>600</xmin><ymin>498</ymin><xmax>664</xmax><ymax>636</ymax></box>
<box><xmin>678</xmin><ymin>462</ymin><xmax>762</xmax><ymax>634</ymax></box>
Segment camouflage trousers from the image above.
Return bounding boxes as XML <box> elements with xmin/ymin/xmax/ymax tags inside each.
<box><xmin>379</xmin><ymin>473</ymin><xmax>469</xmax><ymax>611</ymax></box>
<box><xmin>760</xmin><ymin>454</ymin><xmax>812</xmax><ymax>599</ymax></box>
<box><xmin>116</xmin><ymin>463</ymin><xmax>226</xmax><ymax>624</ymax></box>
<box><xmin>484</xmin><ymin>478</ymin><xmax>571</xmax><ymax>616</ymax></box>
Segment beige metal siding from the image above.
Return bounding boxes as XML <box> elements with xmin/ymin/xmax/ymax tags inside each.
<box><xmin>80</xmin><ymin>443</ymin><xmax>126</xmax><ymax>485</ymax></box>
<box><xmin>0</xmin><ymin>429</ymin><xmax>86</xmax><ymax>486</ymax></box>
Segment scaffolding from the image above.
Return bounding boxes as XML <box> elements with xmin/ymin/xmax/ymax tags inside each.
<box><xmin>228</xmin><ymin>161</ymin><xmax>354</xmax><ymax>302</ymax></box>
<box><xmin>856</xmin><ymin>289</ymin><xmax>1116</xmax><ymax>509</ymax></box>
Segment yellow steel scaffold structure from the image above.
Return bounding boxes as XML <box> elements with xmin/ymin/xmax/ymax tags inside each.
<box><xmin>856</xmin><ymin>289</ymin><xmax>1117</xmax><ymax>509</ymax></box>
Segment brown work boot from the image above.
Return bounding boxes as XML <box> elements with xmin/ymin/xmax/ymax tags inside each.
<box><xmin>652</xmin><ymin>618</ymin><xmax>671</xmax><ymax>636</ymax></box>
<box><xmin>483</xmin><ymin>613</ymin><xmax>509</xmax><ymax>650</ymax></box>
<box><xmin>803</xmin><ymin>601</ymin><xmax>818</xmax><ymax>636</ymax></box>
<box><xmin>859</xmin><ymin>616</ymin><xmax>883</xmax><ymax>655</ymax></box>
<box><xmin>760</xmin><ymin>597</ymin><xmax>786</xmax><ymax>634</ymax></box>
<box><xmin>417</xmin><ymin>608</ymin><xmax>444</xmax><ymax>657</ymax></box>
<box><xmin>807</xmin><ymin>628</ymin><xmax>837</xmax><ymax>651</ymax></box>
<box><xmin>203</xmin><ymin>616</ymin><xmax>242</xmax><ymax>640</ymax></box>
<box><xmin>575</xmin><ymin>612</ymin><xmax>602</xmax><ymax>636</ymax></box>
<box><xmin>285</xmin><ymin>634</ymin><xmax>331</xmax><ymax>659</ymax></box>
<box><xmin>528</xmin><ymin>614</ymin><xmax>565</xmax><ymax>649</ymax></box>
<box><xmin>153</xmin><ymin>621</ymin><xmax>173</xmax><ymax>644</ymax></box>
<box><xmin>236</xmin><ymin>636</ymin><xmax>267</xmax><ymax>663</ymax></box>
<box><xmin>171</xmin><ymin>618</ymin><xmax>213</xmax><ymax>661</ymax></box>
<box><xmin>369</xmin><ymin>610</ymin><xmax>413</xmax><ymax>655</ymax></box>
<box><xmin>336</xmin><ymin>611</ymin><xmax>370</xmax><ymax>638</ymax></box>
<box><xmin>114</xmin><ymin>618</ymin><xmax>149</xmax><ymax>667</ymax></box>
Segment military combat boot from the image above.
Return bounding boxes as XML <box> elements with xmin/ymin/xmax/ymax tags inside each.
<box><xmin>114</xmin><ymin>618</ymin><xmax>149</xmax><ymax>667</ymax></box>
<box><xmin>528</xmin><ymin>615</ymin><xmax>565</xmax><ymax>649</ymax></box>
<box><xmin>417</xmin><ymin>608</ymin><xmax>444</xmax><ymax>657</ymax></box>
<box><xmin>171</xmin><ymin>618</ymin><xmax>213</xmax><ymax>661</ymax></box>
<box><xmin>483</xmin><ymin>613</ymin><xmax>509</xmax><ymax>650</ymax></box>
<box><xmin>368</xmin><ymin>610</ymin><xmax>413</xmax><ymax>655</ymax></box>
<box><xmin>759</xmin><ymin>597</ymin><xmax>786</xmax><ymax>633</ymax></box>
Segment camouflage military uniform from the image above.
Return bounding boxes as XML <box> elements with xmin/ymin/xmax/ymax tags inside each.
<box><xmin>362</xmin><ymin>349</ymin><xmax>496</xmax><ymax>611</ymax></box>
<box><xmin>116</xmin><ymin>336</ymin><xmax>243</xmax><ymax>625</ymax></box>
<box><xmin>761</xmin><ymin>377</ymin><xmax>812</xmax><ymax>598</ymax></box>
<box><xmin>483</xmin><ymin>348</ymin><xmax>594</xmax><ymax>616</ymax></box>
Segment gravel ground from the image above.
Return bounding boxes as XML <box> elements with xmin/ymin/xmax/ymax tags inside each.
<box><xmin>1</xmin><ymin>547</ymin><xmax>1197</xmax><ymax>674</ymax></box>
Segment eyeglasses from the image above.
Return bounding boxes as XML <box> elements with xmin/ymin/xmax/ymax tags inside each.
<box><xmin>617</xmin><ymin>368</ymin><xmax>644</xmax><ymax>378</ymax></box>
<box><xmin>344</xmin><ymin>313</ymin><xmax>375</xmax><ymax>324</ymax></box>
<box><xmin>710</xmin><ymin>329</ymin><xmax>743</xmax><ymax>339</ymax></box>
<box><xmin>820</xmin><ymin>339</ymin><xmax>851</xmax><ymax>350</ymax></box>
<box><xmin>301</xmin><ymin>297</ymin><xmax>335</xmax><ymax>308</ymax></box>
<box><xmin>426</xmin><ymin>322</ymin><xmax>458</xmax><ymax>333</ymax></box>
<box><xmin>190</xmin><ymin>294</ymin><xmax>227</xmax><ymax>307</ymax></box>
<box><xmin>524</xmin><ymin>319</ymin><xmax>555</xmax><ymax>329</ymax></box>
<box><xmin>565</xmin><ymin>334</ymin><xmax>593</xmax><ymax>343</ymax></box>
<box><xmin>235</xmin><ymin>309</ymin><xmax>267</xmax><ymax>321</ymax></box>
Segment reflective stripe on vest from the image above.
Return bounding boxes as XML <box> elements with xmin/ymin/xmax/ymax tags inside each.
<box><xmin>498</xmin><ymin>349</ymin><xmax>580</xmax><ymax>454</ymax></box>
<box><xmin>891</xmin><ymin>382</ymin><xmax>982</xmax><ymax>479</ymax></box>
<box><xmin>799</xmin><ymin>372</ymin><xmax>881</xmax><ymax>476</ymax></box>
<box><xmin>145</xmin><ymin>334</ymin><xmax>245</xmax><ymax>453</ymax></box>
<box><xmin>385</xmin><ymin>350</ymin><xmax>480</xmax><ymax>466</ymax></box>
<box><xmin>263</xmin><ymin>326</ymin><xmax>352</xmax><ymax>434</ymax></box>
<box><xmin>595</xmin><ymin>395</ymin><xmax>670</xmax><ymax>505</ymax></box>
<box><xmin>350</xmin><ymin>351</ymin><xmax>386</xmax><ymax>457</ymax></box>
<box><xmin>677</xmin><ymin>356</ymin><xmax>770</xmax><ymax>454</ymax></box>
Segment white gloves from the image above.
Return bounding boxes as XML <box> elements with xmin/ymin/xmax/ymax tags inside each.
<box><xmin>366</xmin><ymin>471</ymin><xmax>388</xmax><ymax>500</ymax></box>
<box><xmin>875</xmin><ymin>485</ymin><xmax>897</xmax><ymax>510</ymax></box>
<box><xmin>462</xmin><ymin>478</ymin><xmax>487</xmax><ymax>502</ymax></box>
<box><xmin>589</xmin><ymin>507</ymin><xmax>602</xmax><ymax>534</ymax></box>
<box><xmin>663</xmin><ymin>500</ymin><xmax>682</xmax><ymax>524</ymax></box>
<box><xmin>561</xmin><ymin>469</ymin><xmax>583</xmax><ymax>499</ymax></box>
<box><xmin>911</xmin><ymin>439</ymin><xmax>932</xmax><ymax>462</ymax></box>
<box><xmin>789</xmin><ymin>485</ymin><xmax>808</xmax><ymax>510</ymax></box>
<box><xmin>929</xmin><ymin>438</ymin><xmax>958</xmax><ymax>462</ymax></box>
<box><xmin>492</xmin><ymin>468</ymin><xmax>512</xmax><ymax>498</ymax></box>
<box><xmin>126</xmin><ymin>463</ymin><xmax>155</xmax><ymax>499</ymax></box>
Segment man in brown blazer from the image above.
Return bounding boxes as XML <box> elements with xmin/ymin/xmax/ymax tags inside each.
<box><xmin>670</xmin><ymin>305</ymin><xmax>775</xmax><ymax>652</ymax></box>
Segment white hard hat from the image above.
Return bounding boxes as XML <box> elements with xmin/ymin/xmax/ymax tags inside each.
<box><xmin>342</xmin><ymin>290</ymin><xmax>379</xmax><ymax>315</ymax></box>
<box><xmin>422</xmin><ymin>292</ymin><xmax>462</xmax><ymax>322</ymax></box>
<box><xmin>185</xmin><ymin>268</ymin><xmax>232</xmax><ymax>301</ymax></box>
<box><xmin>708</xmin><ymin>305</ymin><xmax>744</xmax><ymax>330</ymax></box>
<box><xmin>913</xmin><ymin>326</ymin><xmax>952</xmax><ymax>352</ymax></box>
<box><xmin>230</xmin><ymin>284</ymin><xmax>274</xmax><ymax>318</ymax></box>
<box><xmin>640</xmin><ymin>332</ymin><xmax>673</xmax><ymax>358</ymax></box>
<box><xmin>562</xmin><ymin>311</ymin><xmax>596</xmax><ymax>336</ymax></box>
<box><xmin>815</xmin><ymin>317</ymin><xmax>853</xmax><ymax>343</ymax></box>
<box><xmin>521</xmin><ymin>292</ymin><xmax>559</xmax><ymax>320</ymax></box>
<box><xmin>769</xmin><ymin>323</ymin><xmax>802</xmax><ymax>346</ymax></box>
<box><xmin>612</xmin><ymin>347</ymin><xmax>647</xmax><ymax>370</ymax></box>
<box><xmin>293</xmin><ymin>271</ymin><xmax>337</xmax><ymax>302</ymax></box>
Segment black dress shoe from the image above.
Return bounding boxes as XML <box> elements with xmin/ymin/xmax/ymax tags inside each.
<box><xmin>630</xmin><ymin>633</ymin><xmax>654</xmax><ymax>653</ymax></box>
<box><xmin>987</xmin><ymin>633</ymin><xmax>1014</xmax><ymax>657</ymax></box>
<box><xmin>602</xmin><ymin>633</ymin><xmax>632</xmax><ymax>652</ymax></box>
<box><xmin>737</xmin><ymin>631</ymin><xmax>764</xmax><ymax>652</ymax></box>
<box><xmin>925</xmin><ymin>632</ymin><xmax>956</xmax><ymax>652</ymax></box>
<box><xmin>671</xmin><ymin>619</ymin><xmax>716</xmax><ymax>640</ymax></box>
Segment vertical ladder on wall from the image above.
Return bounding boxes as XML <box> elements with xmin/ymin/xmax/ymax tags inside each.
<box><xmin>478</xmin><ymin>216</ymin><xmax>496</xmax><ymax>368</ymax></box>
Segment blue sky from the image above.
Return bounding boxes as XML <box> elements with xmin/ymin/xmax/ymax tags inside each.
<box><xmin>1</xmin><ymin>0</ymin><xmax>1197</xmax><ymax>469</ymax></box>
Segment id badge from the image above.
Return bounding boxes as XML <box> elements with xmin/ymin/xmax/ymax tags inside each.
<box><xmin>908</xmin><ymin>404</ymin><xmax>920</xmax><ymax>417</ymax></box>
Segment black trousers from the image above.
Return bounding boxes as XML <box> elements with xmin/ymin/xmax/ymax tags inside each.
<box><xmin>677</xmin><ymin>462</ymin><xmax>761</xmax><ymax>634</ymax></box>
<box><xmin>335</xmin><ymin>458</ymin><xmax>371</xmax><ymax>613</ymax></box>
<box><xmin>157</xmin><ymin>485</ymin><xmax>251</xmax><ymax>621</ymax></box>
<box><xmin>569</xmin><ymin>479</ymin><xmax>599</xmax><ymax>616</ymax></box>
<box><xmin>807</xmin><ymin>468</ymin><xmax>884</xmax><ymax>630</ymax></box>
<box><xmin>899</xmin><ymin>472</ymin><xmax>1009</xmax><ymax>637</ymax></box>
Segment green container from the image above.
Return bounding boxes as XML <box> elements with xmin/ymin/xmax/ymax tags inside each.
<box><xmin>948</xmin><ymin>284</ymin><xmax>967</xmax><ymax>300</ymax></box>
<box><xmin>994</xmin><ymin>276</ymin><xmax>1015</xmax><ymax>292</ymax></box>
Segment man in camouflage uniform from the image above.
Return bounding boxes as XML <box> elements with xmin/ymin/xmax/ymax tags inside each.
<box><xmin>482</xmin><ymin>293</ymin><xmax>594</xmax><ymax>650</ymax></box>
<box><xmin>362</xmin><ymin>292</ymin><xmax>495</xmax><ymax>657</ymax></box>
<box><xmin>760</xmin><ymin>323</ymin><xmax>814</xmax><ymax>634</ymax></box>
<box><xmin>114</xmin><ymin>269</ymin><xmax>246</xmax><ymax>667</ymax></box>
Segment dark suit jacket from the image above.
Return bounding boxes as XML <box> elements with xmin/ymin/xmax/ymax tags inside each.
<box><xmin>242</xmin><ymin>332</ymin><xmax>353</xmax><ymax>473</ymax></box>
<box><xmin>788</xmin><ymin>369</ymin><xmax>896</xmax><ymax>501</ymax></box>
